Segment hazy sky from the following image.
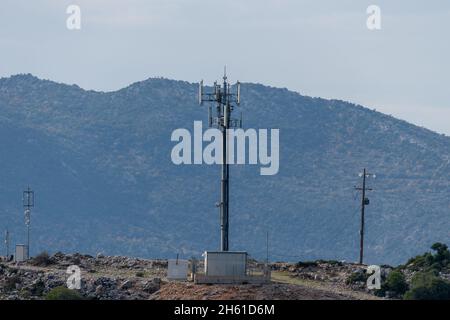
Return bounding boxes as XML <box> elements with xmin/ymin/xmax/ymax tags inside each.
<box><xmin>1</xmin><ymin>0</ymin><xmax>449</xmax><ymax>134</ymax></box>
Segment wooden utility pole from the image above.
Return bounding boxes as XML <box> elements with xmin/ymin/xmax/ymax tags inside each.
<box><xmin>355</xmin><ymin>169</ymin><xmax>375</xmax><ymax>264</ymax></box>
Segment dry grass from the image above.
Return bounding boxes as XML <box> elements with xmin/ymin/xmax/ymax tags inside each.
<box><xmin>271</xmin><ymin>271</ymin><xmax>381</xmax><ymax>300</ymax></box>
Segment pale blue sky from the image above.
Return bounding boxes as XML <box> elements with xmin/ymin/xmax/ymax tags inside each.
<box><xmin>1</xmin><ymin>0</ymin><xmax>449</xmax><ymax>134</ymax></box>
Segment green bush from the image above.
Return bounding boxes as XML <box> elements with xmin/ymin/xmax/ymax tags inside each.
<box><xmin>431</xmin><ymin>243</ymin><xmax>450</xmax><ymax>270</ymax></box>
<box><xmin>135</xmin><ymin>271</ymin><xmax>145</xmax><ymax>277</ymax></box>
<box><xmin>45</xmin><ymin>286</ymin><xmax>84</xmax><ymax>300</ymax></box>
<box><xmin>431</xmin><ymin>243</ymin><xmax>449</xmax><ymax>257</ymax></box>
<box><xmin>346</xmin><ymin>271</ymin><xmax>368</xmax><ymax>285</ymax></box>
<box><xmin>404</xmin><ymin>271</ymin><xmax>450</xmax><ymax>300</ymax></box>
<box><xmin>405</xmin><ymin>243</ymin><xmax>450</xmax><ymax>272</ymax></box>
<box><xmin>406</xmin><ymin>253</ymin><xmax>432</xmax><ymax>270</ymax></box>
<box><xmin>377</xmin><ymin>270</ymin><xmax>408</xmax><ymax>297</ymax></box>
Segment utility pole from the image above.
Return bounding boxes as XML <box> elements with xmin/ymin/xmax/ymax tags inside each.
<box><xmin>354</xmin><ymin>169</ymin><xmax>375</xmax><ymax>264</ymax></box>
<box><xmin>198</xmin><ymin>68</ymin><xmax>242</xmax><ymax>251</ymax></box>
<box><xmin>23</xmin><ymin>186</ymin><xmax>34</xmax><ymax>259</ymax></box>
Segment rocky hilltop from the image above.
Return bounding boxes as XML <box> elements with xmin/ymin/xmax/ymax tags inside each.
<box><xmin>0</xmin><ymin>253</ymin><xmax>164</xmax><ymax>300</ymax></box>
<box><xmin>0</xmin><ymin>252</ymin><xmax>379</xmax><ymax>300</ymax></box>
<box><xmin>2</xmin><ymin>243</ymin><xmax>450</xmax><ymax>300</ymax></box>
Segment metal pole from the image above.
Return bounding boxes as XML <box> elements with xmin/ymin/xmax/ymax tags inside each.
<box><xmin>359</xmin><ymin>169</ymin><xmax>366</xmax><ymax>264</ymax></box>
<box><xmin>23</xmin><ymin>186</ymin><xmax>34</xmax><ymax>260</ymax></box>
<box><xmin>27</xmin><ymin>224</ymin><xmax>30</xmax><ymax>258</ymax></box>
<box><xmin>220</xmin><ymin>74</ymin><xmax>230</xmax><ymax>252</ymax></box>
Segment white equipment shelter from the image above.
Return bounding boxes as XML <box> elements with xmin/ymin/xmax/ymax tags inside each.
<box><xmin>167</xmin><ymin>259</ymin><xmax>188</xmax><ymax>280</ymax></box>
<box><xmin>15</xmin><ymin>244</ymin><xmax>29</xmax><ymax>262</ymax></box>
<box><xmin>204</xmin><ymin>251</ymin><xmax>247</xmax><ymax>277</ymax></box>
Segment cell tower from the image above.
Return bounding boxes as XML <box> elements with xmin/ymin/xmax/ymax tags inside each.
<box><xmin>198</xmin><ymin>68</ymin><xmax>242</xmax><ymax>251</ymax></box>
<box><xmin>354</xmin><ymin>169</ymin><xmax>375</xmax><ymax>264</ymax></box>
<box><xmin>23</xmin><ymin>186</ymin><xmax>34</xmax><ymax>258</ymax></box>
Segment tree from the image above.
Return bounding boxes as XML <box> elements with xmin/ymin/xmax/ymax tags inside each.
<box><xmin>383</xmin><ymin>270</ymin><xmax>408</xmax><ymax>296</ymax></box>
<box><xmin>404</xmin><ymin>271</ymin><xmax>450</xmax><ymax>300</ymax></box>
<box><xmin>430</xmin><ymin>242</ymin><xmax>450</xmax><ymax>264</ymax></box>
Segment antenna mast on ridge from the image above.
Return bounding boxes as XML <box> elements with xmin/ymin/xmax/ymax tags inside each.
<box><xmin>23</xmin><ymin>186</ymin><xmax>34</xmax><ymax>259</ymax></box>
<box><xmin>198</xmin><ymin>70</ymin><xmax>242</xmax><ymax>251</ymax></box>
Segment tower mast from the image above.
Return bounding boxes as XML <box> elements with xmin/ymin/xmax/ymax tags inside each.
<box><xmin>199</xmin><ymin>70</ymin><xmax>241</xmax><ymax>251</ymax></box>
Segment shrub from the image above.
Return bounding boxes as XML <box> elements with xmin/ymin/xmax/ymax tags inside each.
<box><xmin>315</xmin><ymin>259</ymin><xmax>343</xmax><ymax>266</ymax></box>
<box><xmin>377</xmin><ymin>270</ymin><xmax>408</xmax><ymax>297</ymax></box>
<box><xmin>430</xmin><ymin>243</ymin><xmax>450</xmax><ymax>269</ymax></box>
<box><xmin>405</xmin><ymin>243</ymin><xmax>450</xmax><ymax>272</ymax></box>
<box><xmin>327</xmin><ymin>260</ymin><xmax>343</xmax><ymax>266</ymax></box>
<box><xmin>45</xmin><ymin>286</ymin><xmax>84</xmax><ymax>300</ymax></box>
<box><xmin>135</xmin><ymin>271</ymin><xmax>145</xmax><ymax>277</ymax></box>
<box><xmin>346</xmin><ymin>270</ymin><xmax>368</xmax><ymax>285</ymax></box>
<box><xmin>386</xmin><ymin>271</ymin><xmax>408</xmax><ymax>294</ymax></box>
<box><xmin>295</xmin><ymin>261</ymin><xmax>318</xmax><ymax>268</ymax></box>
<box><xmin>72</xmin><ymin>257</ymin><xmax>81</xmax><ymax>265</ymax></box>
<box><xmin>19</xmin><ymin>289</ymin><xmax>31</xmax><ymax>299</ymax></box>
<box><xmin>431</xmin><ymin>243</ymin><xmax>448</xmax><ymax>257</ymax></box>
<box><xmin>404</xmin><ymin>271</ymin><xmax>450</xmax><ymax>300</ymax></box>
<box><xmin>4</xmin><ymin>275</ymin><xmax>21</xmax><ymax>291</ymax></box>
<box><xmin>31</xmin><ymin>280</ymin><xmax>46</xmax><ymax>296</ymax></box>
<box><xmin>406</xmin><ymin>253</ymin><xmax>432</xmax><ymax>270</ymax></box>
<box><xmin>31</xmin><ymin>252</ymin><xmax>53</xmax><ymax>267</ymax></box>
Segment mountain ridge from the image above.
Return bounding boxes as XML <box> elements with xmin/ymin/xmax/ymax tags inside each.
<box><xmin>0</xmin><ymin>73</ymin><xmax>449</xmax><ymax>265</ymax></box>
<box><xmin>4</xmin><ymin>73</ymin><xmax>448</xmax><ymax>139</ymax></box>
